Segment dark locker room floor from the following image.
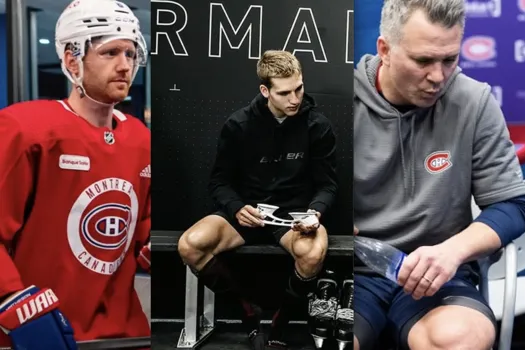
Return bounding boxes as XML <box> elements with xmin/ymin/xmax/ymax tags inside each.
<box><xmin>151</xmin><ymin>320</ymin><xmax>525</xmax><ymax>350</ymax></box>
<box><xmin>151</xmin><ymin>321</ymin><xmax>339</xmax><ymax>350</ymax></box>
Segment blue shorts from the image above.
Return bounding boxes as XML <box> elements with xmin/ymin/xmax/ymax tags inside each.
<box><xmin>353</xmin><ymin>266</ymin><xmax>497</xmax><ymax>350</ymax></box>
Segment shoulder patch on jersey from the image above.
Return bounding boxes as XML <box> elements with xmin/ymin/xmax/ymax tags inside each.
<box><xmin>424</xmin><ymin>151</ymin><xmax>452</xmax><ymax>174</ymax></box>
<box><xmin>113</xmin><ymin>109</ymin><xmax>127</xmax><ymax>121</ymax></box>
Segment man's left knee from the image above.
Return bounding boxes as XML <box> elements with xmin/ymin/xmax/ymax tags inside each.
<box><xmin>292</xmin><ymin>227</ymin><xmax>327</xmax><ymax>268</ymax></box>
<box><xmin>300</xmin><ymin>247</ymin><xmax>325</xmax><ymax>270</ymax></box>
<box><xmin>409</xmin><ymin>306</ymin><xmax>495</xmax><ymax>350</ymax></box>
<box><xmin>426</xmin><ymin>317</ymin><xmax>494</xmax><ymax>350</ymax></box>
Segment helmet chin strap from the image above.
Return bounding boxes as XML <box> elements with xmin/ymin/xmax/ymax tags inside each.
<box><xmin>74</xmin><ymin>60</ymin><xmax>118</xmax><ymax>108</ymax></box>
<box><xmin>76</xmin><ymin>85</ymin><xmax>116</xmax><ymax>107</ymax></box>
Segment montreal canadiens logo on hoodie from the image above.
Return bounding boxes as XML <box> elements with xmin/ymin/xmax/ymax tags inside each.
<box><xmin>425</xmin><ymin>151</ymin><xmax>453</xmax><ymax>174</ymax></box>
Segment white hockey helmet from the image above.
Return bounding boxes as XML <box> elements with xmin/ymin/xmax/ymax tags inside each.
<box><xmin>55</xmin><ymin>0</ymin><xmax>148</xmax><ymax>88</ymax></box>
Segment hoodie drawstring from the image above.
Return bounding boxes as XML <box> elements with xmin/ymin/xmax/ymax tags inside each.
<box><xmin>410</xmin><ymin>115</ymin><xmax>416</xmax><ymax>197</ymax></box>
<box><xmin>397</xmin><ymin>115</ymin><xmax>408</xmax><ymax>194</ymax></box>
<box><xmin>397</xmin><ymin>113</ymin><xmax>417</xmax><ymax>198</ymax></box>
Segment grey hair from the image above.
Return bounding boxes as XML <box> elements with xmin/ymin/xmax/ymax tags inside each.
<box><xmin>380</xmin><ymin>0</ymin><xmax>465</xmax><ymax>44</ymax></box>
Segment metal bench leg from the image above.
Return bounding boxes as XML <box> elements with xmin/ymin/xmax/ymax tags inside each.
<box><xmin>177</xmin><ymin>266</ymin><xmax>216</xmax><ymax>348</ymax></box>
<box><xmin>178</xmin><ymin>265</ymin><xmax>199</xmax><ymax>348</ymax></box>
<box><xmin>201</xmin><ymin>286</ymin><xmax>215</xmax><ymax>339</ymax></box>
<box><xmin>499</xmin><ymin>243</ymin><xmax>517</xmax><ymax>350</ymax></box>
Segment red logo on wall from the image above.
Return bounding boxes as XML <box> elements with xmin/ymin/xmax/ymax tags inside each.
<box><xmin>461</xmin><ymin>36</ymin><xmax>496</xmax><ymax>61</ymax></box>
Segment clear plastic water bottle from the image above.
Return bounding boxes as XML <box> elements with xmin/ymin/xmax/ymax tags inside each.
<box><xmin>354</xmin><ymin>236</ymin><xmax>407</xmax><ymax>284</ymax></box>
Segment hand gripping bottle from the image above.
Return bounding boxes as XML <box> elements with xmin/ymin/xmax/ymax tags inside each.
<box><xmin>354</xmin><ymin>236</ymin><xmax>406</xmax><ymax>283</ymax></box>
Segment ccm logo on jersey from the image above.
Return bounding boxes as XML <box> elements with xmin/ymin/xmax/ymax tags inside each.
<box><xmin>425</xmin><ymin>151</ymin><xmax>453</xmax><ymax>174</ymax></box>
<box><xmin>59</xmin><ymin>155</ymin><xmax>90</xmax><ymax>171</ymax></box>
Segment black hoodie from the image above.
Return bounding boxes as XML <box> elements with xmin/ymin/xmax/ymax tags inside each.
<box><xmin>208</xmin><ymin>93</ymin><xmax>338</xmax><ymax>220</ymax></box>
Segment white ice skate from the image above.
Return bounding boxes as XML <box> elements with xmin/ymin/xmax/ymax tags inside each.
<box><xmin>256</xmin><ymin>203</ymin><xmax>319</xmax><ymax>227</ymax></box>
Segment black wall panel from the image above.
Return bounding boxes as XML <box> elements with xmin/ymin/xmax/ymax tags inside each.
<box><xmin>151</xmin><ymin>0</ymin><xmax>354</xmax><ymax>320</ymax></box>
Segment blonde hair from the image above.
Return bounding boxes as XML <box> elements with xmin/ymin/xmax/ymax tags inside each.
<box><xmin>257</xmin><ymin>50</ymin><xmax>302</xmax><ymax>88</ymax></box>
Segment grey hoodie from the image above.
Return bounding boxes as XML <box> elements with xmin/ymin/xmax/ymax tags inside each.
<box><xmin>354</xmin><ymin>54</ymin><xmax>525</xmax><ymax>254</ymax></box>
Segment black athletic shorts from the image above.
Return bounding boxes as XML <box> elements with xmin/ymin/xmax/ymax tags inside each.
<box><xmin>213</xmin><ymin>207</ymin><xmax>307</xmax><ymax>245</ymax></box>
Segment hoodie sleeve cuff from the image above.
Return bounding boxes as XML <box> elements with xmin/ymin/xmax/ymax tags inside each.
<box><xmin>309</xmin><ymin>202</ymin><xmax>328</xmax><ymax>217</ymax></box>
<box><xmin>225</xmin><ymin>200</ymin><xmax>245</xmax><ymax>219</ymax></box>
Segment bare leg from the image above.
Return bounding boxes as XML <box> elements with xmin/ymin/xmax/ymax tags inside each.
<box><xmin>178</xmin><ymin>214</ymin><xmax>245</xmax><ymax>271</ymax></box>
<box><xmin>266</xmin><ymin>227</ymin><xmax>330</xmax><ymax>349</ymax></box>
<box><xmin>407</xmin><ymin>305</ymin><xmax>495</xmax><ymax>350</ymax></box>
<box><xmin>178</xmin><ymin>215</ymin><xmax>265</xmax><ymax>348</ymax></box>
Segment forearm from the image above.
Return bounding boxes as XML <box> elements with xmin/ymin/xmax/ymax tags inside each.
<box><xmin>208</xmin><ymin>180</ymin><xmax>244</xmax><ymax>217</ymax></box>
<box><xmin>209</xmin><ymin>121</ymin><xmax>244</xmax><ymax>216</ymax></box>
<box><xmin>441</xmin><ymin>222</ymin><xmax>502</xmax><ymax>263</ymax></box>
<box><xmin>0</xmin><ymin>244</ymin><xmax>24</xmax><ymax>298</ymax></box>
<box><xmin>309</xmin><ymin>187</ymin><xmax>337</xmax><ymax>216</ymax></box>
<box><xmin>473</xmin><ymin>195</ymin><xmax>525</xmax><ymax>245</ymax></box>
<box><xmin>208</xmin><ymin>158</ymin><xmax>244</xmax><ymax>216</ymax></box>
<box><xmin>136</xmin><ymin>217</ymin><xmax>150</xmax><ymax>250</ymax></box>
<box><xmin>443</xmin><ymin>195</ymin><xmax>525</xmax><ymax>263</ymax></box>
<box><xmin>308</xmin><ymin>120</ymin><xmax>337</xmax><ymax>216</ymax></box>
<box><xmin>0</xmin><ymin>116</ymin><xmax>33</xmax><ymax>299</ymax></box>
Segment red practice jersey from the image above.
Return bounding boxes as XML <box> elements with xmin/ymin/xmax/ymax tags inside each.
<box><xmin>0</xmin><ymin>100</ymin><xmax>151</xmax><ymax>343</ymax></box>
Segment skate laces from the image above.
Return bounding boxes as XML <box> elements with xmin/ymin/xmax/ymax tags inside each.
<box><xmin>267</xmin><ymin>339</ymin><xmax>288</xmax><ymax>348</ymax></box>
<box><xmin>268</xmin><ymin>319</ymin><xmax>289</xmax><ymax>349</ymax></box>
<box><xmin>336</xmin><ymin>281</ymin><xmax>354</xmax><ymax>322</ymax></box>
<box><xmin>336</xmin><ymin>307</ymin><xmax>354</xmax><ymax>321</ymax></box>
<box><xmin>309</xmin><ymin>281</ymin><xmax>338</xmax><ymax>319</ymax></box>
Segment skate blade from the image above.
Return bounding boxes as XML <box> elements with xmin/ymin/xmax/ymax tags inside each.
<box><xmin>337</xmin><ymin>340</ymin><xmax>352</xmax><ymax>350</ymax></box>
<box><xmin>311</xmin><ymin>335</ymin><xmax>326</xmax><ymax>349</ymax></box>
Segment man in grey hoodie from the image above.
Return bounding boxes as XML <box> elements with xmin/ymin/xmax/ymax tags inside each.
<box><xmin>353</xmin><ymin>1</ymin><xmax>525</xmax><ymax>350</ymax></box>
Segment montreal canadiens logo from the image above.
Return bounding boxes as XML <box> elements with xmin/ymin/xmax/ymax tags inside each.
<box><xmin>425</xmin><ymin>151</ymin><xmax>453</xmax><ymax>174</ymax></box>
<box><xmin>68</xmin><ymin>178</ymin><xmax>138</xmax><ymax>275</ymax></box>
<box><xmin>83</xmin><ymin>204</ymin><xmax>131</xmax><ymax>249</ymax></box>
<box><xmin>461</xmin><ymin>36</ymin><xmax>496</xmax><ymax>61</ymax></box>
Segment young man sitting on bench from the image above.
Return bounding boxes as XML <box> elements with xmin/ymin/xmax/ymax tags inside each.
<box><xmin>177</xmin><ymin>50</ymin><xmax>338</xmax><ymax>350</ymax></box>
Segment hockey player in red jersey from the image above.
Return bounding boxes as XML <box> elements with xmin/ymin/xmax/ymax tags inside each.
<box><xmin>0</xmin><ymin>1</ymin><xmax>151</xmax><ymax>349</ymax></box>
